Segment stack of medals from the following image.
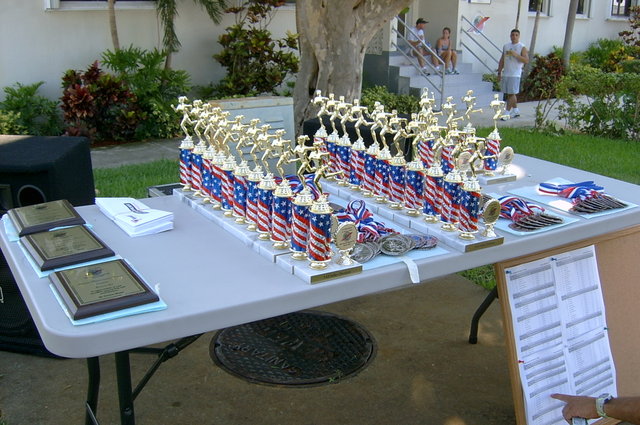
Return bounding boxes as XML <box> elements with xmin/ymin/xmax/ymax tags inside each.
<box><xmin>537</xmin><ymin>181</ymin><xmax>627</xmax><ymax>214</ymax></box>
<box><xmin>335</xmin><ymin>200</ymin><xmax>438</xmax><ymax>264</ymax></box>
<box><xmin>498</xmin><ymin>195</ymin><xmax>563</xmax><ymax>231</ymax></box>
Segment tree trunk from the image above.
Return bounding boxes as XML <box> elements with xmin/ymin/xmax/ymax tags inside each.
<box><xmin>293</xmin><ymin>0</ymin><xmax>409</xmax><ymax>137</ymax></box>
<box><xmin>563</xmin><ymin>0</ymin><xmax>580</xmax><ymax>70</ymax></box>
<box><xmin>108</xmin><ymin>0</ymin><xmax>120</xmax><ymax>51</ymax></box>
<box><xmin>515</xmin><ymin>0</ymin><xmax>522</xmax><ymax>29</ymax></box>
<box><xmin>523</xmin><ymin>0</ymin><xmax>542</xmax><ymax>80</ymax></box>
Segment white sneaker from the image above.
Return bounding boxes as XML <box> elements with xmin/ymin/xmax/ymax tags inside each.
<box><xmin>500</xmin><ymin>111</ymin><xmax>512</xmax><ymax>121</ymax></box>
<box><xmin>512</xmin><ymin>108</ymin><xmax>521</xmax><ymax>118</ymax></box>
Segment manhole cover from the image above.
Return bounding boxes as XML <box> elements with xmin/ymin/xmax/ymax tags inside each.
<box><xmin>210</xmin><ymin>310</ymin><xmax>376</xmax><ymax>387</ymax></box>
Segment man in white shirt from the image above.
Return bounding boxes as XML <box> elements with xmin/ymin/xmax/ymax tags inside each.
<box><xmin>407</xmin><ymin>18</ymin><xmax>439</xmax><ymax>73</ymax></box>
<box><xmin>497</xmin><ymin>28</ymin><xmax>529</xmax><ymax>119</ymax></box>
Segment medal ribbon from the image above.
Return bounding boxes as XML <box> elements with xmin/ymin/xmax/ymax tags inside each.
<box><xmin>335</xmin><ymin>200</ymin><xmax>397</xmax><ymax>242</ymax></box>
<box><xmin>499</xmin><ymin>196</ymin><xmax>545</xmax><ymax>222</ymax></box>
<box><xmin>538</xmin><ymin>181</ymin><xmax>604</xmax><ymax>202</ymax></box>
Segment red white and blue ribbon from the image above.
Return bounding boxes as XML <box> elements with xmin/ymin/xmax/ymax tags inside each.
<box><xmin>404</xmin><ymin>169</ymin><xmax>424</xmax><ymax>211</ymax></box>
<box><xmin>335</xmin><ymin>200</ymin><xmax>397</xmax><ymax>243</ymax></box>
<box><xmin>418</xmin><ymin>138</ymin><xmax>435</xmax><ymax>169</ymax></box>
<box><xmin>221</xmin><ymin>169</ymin><xmax>234</xmax><ymax>210</ymax></box>
<box><xmin>441</xmin><ymin>144</ymin><xmax>455</xmax><ymax>174</ymax></box>
<box><xmin>290</xmin><ymin>203</ymin><xmax>310</xmax><ymax>254</ymax></box>
<box><xmin>233</xmin><ymin>174</ymin><xmax>248</xmax><ymax>219</ymax></box>
<box><xmin>307</xmin><ymin>211</ymin><xmax>332</xmax><ymax>262</ymax></box>
<box><xmin>210</xmin><ymin>163</ymin><xmax>224</xmax><ymax>204</ymax></box>
<box><xmin>179</xmin><ymin>148</ymin><xmax>192</xmax><ymax>186</ymax></box>
<box><xmin>423</xmin><ymin>174</ymin><xmax>442</xmax><ymax>216</ymax></box>
<box><xmin>459</xmin><ymin>189</ymin><xmax>481</xmax><ymax>232</ymax></box>
<box><xmin>537</xmin><ymin>181</ymin><xmax>604</xmax><ymax>202</ymax></box>
<box><xmin>350</xmin><ymin>149</ymin><xmax>365</xmax><ymax>186</ymax></box>
<box><xmin>190</xmin><ymin>151</ymin><xmax>203</xmax><ymax>192</ymax></box>
<box><xmin>256</xmin><ymin>187</ymin><xmax>273</xmax><ymax>233</ymax></box>
<box><xmin>338</xmin><ymin>144</ymin><xmax>351</xmax><ymax>183</ymax></box>
<box><xmin>441</xmin><ymin>179</ymin><xmax>460</xmax><ymax>224</ymax></box>
<box><xmin>374</xmin><ymin>157</ymin><xmax>391</xmax><ymax>199</ymax></box>
<box><xmin>484</xmin><ymin>137</ymin><xmax>500</xmax><ymax>171</ymax></box>
<box><xmin>201</xmin><ymin>157</ymin><xmax>214</xmax><ymax>199</ymax></box>
<box><xmin>389</xmin><ymin>163</ymin><xmax>406</xmax><ymax>204</ymax></box>
<box><xmin>499</xmin><ymin>196</ymin><xmax>545</xmax><ymax>222</ymax></box>
<box><xmin>362</xmin><ymin>153</ymin><xmax>377</xmax><ymax>194</ymax></box>
<box><xmin>245</xmin><ymin>180</ymin><xmax>259</xmax><ymax>226</ymax></box>
<box><xmin>271</xmin><ymin>195</ymin><xmax>292</xmax><ymax>243</ymax></box>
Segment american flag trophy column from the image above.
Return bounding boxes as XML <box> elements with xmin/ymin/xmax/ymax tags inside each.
<box><xmin>244</xmin><ymin>123</ymin><xmax>267</xmax><ymax>231</ymax></box>
<box><xmin>307</xmin><ymin>156</ymin><xmax>336</xmax><ymax>269</ymax></box>
<box><xmin>174</xmin><ymin>96</ymin><xmax>195</xmax><ymax>190</ymax></box>
<box><xmin>349</xmin><ymin>100</ymin><xmax>368</xmax><ymax>190</ymax></box>
<box><xmin>485</xmin><ymin>94</ymin><xmax>508</xmax><ymax>175</ymax></box>
<box><xmin>230</xmin><ymin>117</ymin><xmax>250</xmax><ymax>223</ymax></box>
<box><xmin>404</xmin><ymin>130</ymin><xmax>426</xmax><ymax>217</ymax></box>
<box><xmin>289</xmin><ymin>136</ymin><xmax>316</xmax><ymax>260</ymax></box>
<box><xmin>335</xmin><ymin>98</ymin><xmax>353</xmax><ymax>187</ymax></box>
<box><xmin>440</xmin><ymin>161</ymin><xmax>462</xmax><ymax>232</ymax></box>
<box><xmin>387</xmin><ymin>117</ymin><xmax>408</xmax><ymax>210</ymax></box>
<box><xmin>270</xmin><ymin>134</ymin><xmax>294</xmax><ymax>250</ymax></box>
<box><xmin>324</xmin><ymin>94</ymin><xmax>341</xmax><ymax>177</ymax></box>
<box><xmin>423</xmin><ymin>151</ymin><xmax>444</xmax><ymax>223</ymax></box>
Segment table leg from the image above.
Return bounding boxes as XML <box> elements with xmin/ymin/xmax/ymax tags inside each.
<box><xmin>468</xmin><ymin>287</ymin><xmax>498</xmax><ymax>344</ymax></box>
<box><xmin>115</xmin><ymin>351</ymin><xmax>136</xmax><ymax>425</ymax></box>
<box><xmin>85</xmin><ymin>357</ymin><xmax>100</xmax><ymax>425</ymax></box>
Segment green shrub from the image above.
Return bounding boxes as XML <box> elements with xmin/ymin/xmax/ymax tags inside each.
<box><xmin>522</xmin><ymin>51</ymin><xmax>565</xmax><ymax>101</ymax></box>
<box><xmin>0</xmin><ymin>110</ymin><xmax>26</xmax><ymax>135</ymax></box>
<box><xmin>482</xmin><ymin>73</ymin><xmax>500</xmax><ymax>92</ymax></box>
<box><xmin>212</xmin><ymin>0</ymin><xmax>299</xmax><ymax>97</ymax></box>
<box><xmin>557</xmin><ymin>64</ymin><xmax>640</xmax><ymax>141</ymax></box>
<box><xmin>61</xmin><ymin>61</ymin><xmax>140</xmax><ymax>142</ymax></box>
<box><xmin>0</xmin><ymin>82</ymin><xmax>62</xmax><ymax>136</ymax></box>
<box><xmin>581</xmin><ymin>38</ymin><xmax>625</xmax><ymax>71</ymax></box>
<box><xmin>360</xmin><ymin>86</ymin><xmax>419</xmax><ymax>115</ymax></box>
<box><xmin>101</xmin><ymin>46</ymin><xmax>190</xmax><ymax>139</ymax></box>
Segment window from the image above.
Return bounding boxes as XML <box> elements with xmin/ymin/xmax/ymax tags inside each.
<box><xmin>611</xmin><ymin>0</ymin><xmax>639</xmax><ymax>16</ymax></box>
<box><xmin>577</xmin><ymin>0</ymin><xmax>590</xmax><ymax>16</ymax></box>
<box><xmin>44</xmin><ymin>0</ymin><xmax>155</xmax><ymax>11</ymax></box>
<box><xmin>528</xmin><ymin>0</ymin><xmax>550</xmax><ymax>14</ymax></box>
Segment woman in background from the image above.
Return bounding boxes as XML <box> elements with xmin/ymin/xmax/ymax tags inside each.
<box><xmin>436</xmin><ymin>27</ymin><xmax>459</xmax><ymax>75</ymax></box>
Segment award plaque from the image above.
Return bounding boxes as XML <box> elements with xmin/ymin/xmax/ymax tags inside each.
<box><xmin>21</xmin><ymin>226</ymin><xmax>115</xmax><ymax>271</ymax></box>
<box><xmin>8</xmin><ymin>199</ymin><xmax>85</xmax><ymax>236</ymax></box>
<box><xmin>49</xmin><ymin>259</ymin><xmax>159</xmax><ymax>320</ymax></box>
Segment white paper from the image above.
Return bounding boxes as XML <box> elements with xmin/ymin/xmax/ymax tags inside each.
<box><xmin>505</xmin><ymin>246</ymin><xmax>616</xmax><ymax>425</ymax></box>
<box><xmin>95</xmin><ymin>197</ymin><xmax>174</xmax><ymax>237</ymax></box>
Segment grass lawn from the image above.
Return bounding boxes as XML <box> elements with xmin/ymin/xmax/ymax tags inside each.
<box><xmin>93</xmin><ymin>128</ymin><xmax>639</xmax><ymax>290</ymax></box>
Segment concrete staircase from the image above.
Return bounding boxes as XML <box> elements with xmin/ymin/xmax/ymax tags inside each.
<box><xmin>388</xmin><ymin>51</ymin><xmax>497</xmax><ymax>109</ymax></box>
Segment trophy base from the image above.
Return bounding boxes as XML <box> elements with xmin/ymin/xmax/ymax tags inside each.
<box><xmin>405</xmin><ymin>209</ymin><xmax>421</xmax><ymax>217</ymax></box>
<box><xmin>290</xmin><ymin>251</ymin><xmax>308</xmax><ymax>261</ymax></box>
<box><xmin>424</xmin><ymin>215</ymin><xmax>439</xmax><ymax>223</ymax></box>
<box><xmin>272</xmin><ymin>240</ymin><xmax>289</xmax><ymax>250</ymax></box>
<box><xmin>223</xmin><ymin>209</ymin><xmax>234</xmax><ymax>218</ymax></box>
<box><xmin>478</xmin><ymin>172</ymin><xmax>517</xmax><ymax>186</ymax></box>
<box><xmin>481</xmin><ymin>224</ymin><xmax>497</xmax><ymax>238</ymax></box>
<box><xmin>388</xmin><ymin>202</ymin><xmax>403</xmax><ymax>210</ymax></box>
<box><xmin>459</xmin><ymin>231</ymin><xmax>477</xmax><ymax>240</ymax></box>
<box><xmin>349</xmin><ymin>184</ymin><xmax>361</xmax><ymax>191</ymax></box>
<box><xmin>181</xmin><ymin>185</ymin><xmax>192</xmax><ymax>191</ymax></box>
<box><xmin>337</xmin><ymin>180</ymin><xmax>349</xmax><ymax>187</ymax></box>
<box><xmin>441</xmin><ymin>222</ymin><xmax>458</xmax><ymax>232</ymax></box>
<box><xmin>211</xmin><ymin>202</ymin><xmax>222</xmax><ymax>210</ymax></box>
<box><xmin>258</xmin><ymin>232</ymin><xmax>271</xmax><ymax>241</ymax></box>
<box><xmin>234</xmin><ymin>216</ymin><xmax>246</xmax><ymax>224</ymax></box>
<box><xmin>309</xmin><ymin>260</ymin><xmax>329</xmax><ymax>270</ymax></box>
<box><xmin>246</xmin><ymin>223</ymin><xmax>257</xmax><ymax>232</ymax></box>
<box><xmin>374</xmin><ymin>196</ymin><xmax>388</xmax><ymax>204</ymax></box>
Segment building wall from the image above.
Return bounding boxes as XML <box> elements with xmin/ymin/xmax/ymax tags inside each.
<box><xmin>0</xmin><ymin>0</ymin><xmax>296</xmax><ymax>101</ymax></box>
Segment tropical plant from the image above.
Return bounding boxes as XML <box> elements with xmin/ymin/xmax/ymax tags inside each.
<box><xmin>60</xmin><ymin>61</ymin><xmax>139</xmax><ymax>142</ymax></box>
<box><xmin>360</xmin><ymin>85</ymin><xmax>419</xmax><ymax>116</ymax></box>
<box><xmin>0</xmin><ymin>82</ymin><xmax>63</xmax><ymax>136</ymax></box>
<box><xmin>101</xmin><ymin>46</ymin><xmax>191</xmax><ymax>139</ymax></box>
<box><xmin>212</xmin><ymin>0</ymin><xmax>299</xmax><ymax>97</ymax></box>
<box><xmin>156</xmin><ymin>0</ymin><xmax>227</xmax><ymax>68</ymax></box>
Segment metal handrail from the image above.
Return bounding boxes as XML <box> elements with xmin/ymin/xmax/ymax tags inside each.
<box><xmin>393</xmin><ymin>16</ymin><xmax>445</xmax><ymax>106</ymax></box>
<box><xmin>460</xmin><ymin>14</ymin><xmax>502</xmax><ymax>72</ymax></box>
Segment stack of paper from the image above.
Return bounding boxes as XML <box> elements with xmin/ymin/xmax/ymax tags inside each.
<box><xmin>96</xmin><ymin>197</ymin><xmax>173</xmax><ymax>237</ymax></box>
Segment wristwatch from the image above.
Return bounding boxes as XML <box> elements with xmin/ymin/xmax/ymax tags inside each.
<box><xmin>596</xmin><ymin>393</ymin><xmax>613</xmax><ymax>417</ymax></box>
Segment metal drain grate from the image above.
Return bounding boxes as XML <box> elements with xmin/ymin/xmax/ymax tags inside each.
<box><xmin>210</xmin><ymin>310</ymin><xmax>376</xmax><ymax>387</ymax></box>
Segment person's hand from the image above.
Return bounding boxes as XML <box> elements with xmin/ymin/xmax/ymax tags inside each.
<box><xmin>551</xmin><ymin>394</ymin><xmax>599</xmax><ymax>423</ymax></box>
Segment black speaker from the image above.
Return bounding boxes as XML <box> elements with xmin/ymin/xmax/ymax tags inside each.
<box><xmin>0</xmin><ymin>135</ymin><xmax>93</xmax><ymax>357</ymax></box>
<box><xmin>0</xmin><ymin>135</ymin><xmax>95</xmax><ymax>211</ymax></box>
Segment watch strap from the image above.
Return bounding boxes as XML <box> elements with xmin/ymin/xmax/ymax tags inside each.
<box><xmin>596</xmin><ymin>394</ymin><xmax>613</xmax><ymax>417</ymax></box>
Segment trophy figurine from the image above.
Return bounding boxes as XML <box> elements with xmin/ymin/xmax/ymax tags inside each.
<box><xmin>498</xmin><ymin>146</ymin><xmax>515</xmax><ymax>175</ymax></box>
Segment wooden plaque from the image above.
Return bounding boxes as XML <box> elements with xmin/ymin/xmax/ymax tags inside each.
<box><xmin>8</xmin><ymin>199</ymin><xmax>85</xmax><ymax>236</ymax></box>
<box><xmin>49</xmin><ymin>259</ymin><xmax>160</xmax><ymax>320</ymax></box>
<box><xmin>21</xmin><ymin>225</ymin><xmax>114</xmax><ymax>271</ymax></box>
